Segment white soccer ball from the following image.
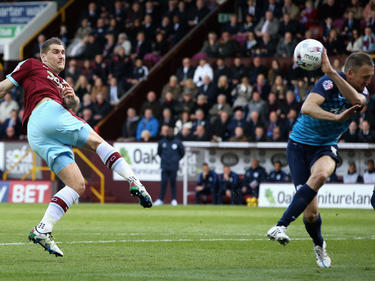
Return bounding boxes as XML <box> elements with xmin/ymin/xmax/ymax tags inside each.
<box><xmin>293</xmin><ymin>39</ymin><xmax>324</xmax><ymax>71</ymax></box>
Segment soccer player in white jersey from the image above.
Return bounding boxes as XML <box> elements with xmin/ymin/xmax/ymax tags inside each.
<box><xmin>0</xmin><ymin>38</ymin><xmax>152</xmax><ymax>257</ymax></box>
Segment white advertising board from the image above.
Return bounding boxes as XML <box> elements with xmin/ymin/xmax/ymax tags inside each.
<box><xmin>259</xmin><ymin>183</ymin><xmax>374</xmax><ymax>209</ymax></box>
<box><xmin>112</xmin><ymin>142</ymin><xmax>202</xmax><ymax>182</ymax></box>
<box><xmin>113</xmin><ymin>142</ymin><xmax>160</xmax><ymax>181</ymax></box>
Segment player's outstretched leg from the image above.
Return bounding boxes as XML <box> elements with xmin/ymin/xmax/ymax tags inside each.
<box><xmin>313</xmin><ymin>241</ymin><xmax>331</xmax><ymax>268</ymax></box>
<box><xmin>28</xmin><ymin>227</ymin><xmax>63</xmax><ymax>257</ymax></box>
<box><xmin>96</xmin><ymin>141</ymin><xmax>152</xmax><ymax>207</ymax></box>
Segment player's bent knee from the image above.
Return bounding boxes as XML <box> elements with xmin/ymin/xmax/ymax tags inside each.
<box><xmin>85</xmin><ymin>130</ymin><xmax>105</xmax><ymax>151</ymax></box>
<box><xmin>311</xmin><ymin>171</ymin><xmax>330</xmax><ymax>186</ymax></box>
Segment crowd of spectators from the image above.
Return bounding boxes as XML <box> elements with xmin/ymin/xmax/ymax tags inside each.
<box><xmin>128</xmin><ymin>55</ymin><xmax>375</xmax><ymax>143</ymax></box>
<box><xmin>121</xmin><ymin>0</ymin><xmax>375</xmax><ymax>143</ymax></box>
<box><xmin>0</xmin><ymin>0</ymin><xmax>215</xmax><ymax>139</ymax></box>
<box><xmin>194</xmin><ymin>158</ymin><xmax>375</xmax><ymax>205</ymax></box>
<box><xmin>1</xmin><ymin>0</ymin><xmax>375</xmax><ymax>143</ymax></box>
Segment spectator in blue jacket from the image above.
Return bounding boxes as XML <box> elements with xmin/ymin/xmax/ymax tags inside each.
<box><xmin>241</xmin><ymin>158</ymin><xmax>267</xmax><ymax>199</ymax></box>
<box><xmin>268</xmin><ymin>160</ymin><xmax>289</xmax><ymax>182</ymax></box>
<box><xmin>154</xmin><ymin>125</ymin><xmax>185</xmax><ymax>206</ymax></box>
<box><xmin>195</xmin><ymin>163</ymin><xmax>218</xmax><ymax>204</ymax></box>
<box><xmin>136</xmin><ymin>108</ymin><xmax>159</xmax><ymax>141</ymax></box>
<box><xmin>218</xmin><ymin>165</ymin><xmax>240</xmax><ymax>204</ymax></box>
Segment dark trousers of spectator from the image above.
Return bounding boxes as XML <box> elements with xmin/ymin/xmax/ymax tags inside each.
<box><xmin>250</xmin><ymin>186</ymin><xmax>259</xmax><ymax>198</ymax></box>
<box><xmin>160</xmin><ymin>170</ymin><xmax>177</xmax><ymax>201</ymax></box>
<box><xmin>195</xmin><ymin>186</ymin><xmax>218</xmax><ymax>204</ymax></box>
<box><xmin>218</xmin><ymin>186</ymin><xmax>242</xmax><ymax>205</ymax></box>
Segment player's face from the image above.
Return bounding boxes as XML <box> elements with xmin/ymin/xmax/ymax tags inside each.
<box><xmin>42</xmin><ymin>44</ymin><xmax>66</xmax><ymax>73</ymax></box>
<box><xmin>348</xmin><ymin>65</ymin><xmax>374</xmax><ymax>91</ymax></box>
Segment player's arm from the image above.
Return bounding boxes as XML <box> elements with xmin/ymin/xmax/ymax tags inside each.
<box><xmin>321</xmin><ymin>49</ymin><xmax>366</xmax><ymax>106</ymax></box>
<box><xmin>301</xmin><ymin>92</ymin><xmax>360</xmax><ymax>122</ymax></box>
<box><xmin>0</xmin><ymin>78</ymin><xmax>16</xmax><ymax>99</ymax></box>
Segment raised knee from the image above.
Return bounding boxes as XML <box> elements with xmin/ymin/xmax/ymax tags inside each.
<box><xmin>312</xmin><ymin>171</ymin><xmax>330</xmax><ymax>186</ymax></box>
<box><xmin>86</xmin><ymin>138</ymin><xmax>101</xmax><ymax>151</ymax></box>
<box><xmin>85</xmin><ymin>131</ymin><xmax>105</xmax><ymax>151</ymax></box>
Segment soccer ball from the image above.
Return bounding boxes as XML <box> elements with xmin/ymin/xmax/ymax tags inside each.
<box><xmin>293</xmin><ymin>39</ymin><xmax>324</xmax><ymax>71</ymax></box>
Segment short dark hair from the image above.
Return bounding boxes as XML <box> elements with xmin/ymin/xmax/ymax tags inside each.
<box><xmin>344</xmin><ymin>52</ymin><xmax>374</xmax><ymax>72</ymax></box>
<box><xmin>40</xmin><ymin>37</ymin><xmax>64</xmax><ymax>54</ymax></box>
<box><xmin>144</xmin><ymin>107</ymin><xmax>153</xmax><ymax>113</ymax></box>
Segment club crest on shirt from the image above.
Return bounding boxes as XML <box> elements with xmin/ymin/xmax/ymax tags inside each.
<box><xmin>363</xmin><ymin>87</ymin><xmax>369</xmax><ymax>96</ymax></box>
<box><xmin>322</xmin><ymin>80</ymin><xmax>334</xmax><ymax>90</ymax></box>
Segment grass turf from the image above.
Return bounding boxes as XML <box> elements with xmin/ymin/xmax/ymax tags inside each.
<box><xmin>0</xmin><ymin>204</ymin><xmax>374</xmax><ymax>281</ymax></box>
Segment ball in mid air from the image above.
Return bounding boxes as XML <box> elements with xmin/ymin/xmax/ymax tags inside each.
<box><xmin>293</xmin><ymin>39</ymin><xmax>324</xmax><ymax>71</ymax></box>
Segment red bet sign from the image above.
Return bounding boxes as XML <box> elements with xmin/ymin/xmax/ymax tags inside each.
<box><xmin>9</xmin><ymin>181</ymin><xmax>52</xmax><ymax>203</ymax></box>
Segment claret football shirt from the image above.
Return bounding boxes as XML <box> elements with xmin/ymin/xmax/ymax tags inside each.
<box><xmin>6</xmin><ymin>58</ymin><xmax>69</xmax><ymax>129</ymax></box>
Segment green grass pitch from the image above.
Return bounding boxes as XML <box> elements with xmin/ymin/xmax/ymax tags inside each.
<box><xmin>0</xmin><ymin>204</ymin><xmax>374</xmax><ymax>281</ymax></box>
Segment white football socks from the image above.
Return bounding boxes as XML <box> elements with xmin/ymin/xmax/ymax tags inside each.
<box><xmin>96</xmin><ymin>141</ymin><xmax>142</xmax><ymax>186</ymax></box>
<box><xmin>36</xmin><ymin>186</ymin><xmax>79</xmax><ymax>233</ymax></box>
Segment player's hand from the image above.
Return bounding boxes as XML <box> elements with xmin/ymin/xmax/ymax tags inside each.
<box><xmin>62</xmin><ymin>84</ymin><xmax>75</xmax><ymax>99</ymax></box>
<box><xmin>321</xmin><ymin>48</ymin><xmax>335</xmax><ymax>75</ymax></box>
<box><xmin>335</xmin><ymin>104</ymin><xmax>361</xmax><ymax>122</ymax></box>
<box><xmin>196</xmin><ymin>186</ymin><xmax>203</xmax><ymax>192</ymax></box>
<box><xmin>62</xmin><ymin>84</ymin><xmax>80</xmax><ymax>113</ymax></box>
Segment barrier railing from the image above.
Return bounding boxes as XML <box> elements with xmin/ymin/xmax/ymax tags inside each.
<box><xmin>73</xmin><ymin>148</ymin><xmax>105</xmax><ymax>204</ymax></box>
<box><xmin>2</xmin><ymin>148</ymin><xmax>55</xmax><ymax>181</ymax></box>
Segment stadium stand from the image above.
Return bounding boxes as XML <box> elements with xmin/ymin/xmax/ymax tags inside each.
<box><xmin>1</xmin><ymin>0</ymin><xmax>375</xmax><ymax>205</ymax></box>
<box><xmin>2</xmin><ymin>0</ymin><xmax>375</xmax><ymax>143</ymax></box>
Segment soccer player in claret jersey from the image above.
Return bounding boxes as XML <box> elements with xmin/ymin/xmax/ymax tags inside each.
<box><xmin>0</xmin><ymin>37</ymin><xmax>152</xmax><ymax>257</ymax></box>
<box><xmin>266</xmin><ymin>49</ymin><xmax>374</xmax><ymax>268</ymax></box>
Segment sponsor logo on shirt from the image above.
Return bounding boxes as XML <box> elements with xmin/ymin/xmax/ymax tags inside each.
<box><xmin>46</xmin><ymin>70</ymin><xmax>68</xmax><ymax>95</ymax></box>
